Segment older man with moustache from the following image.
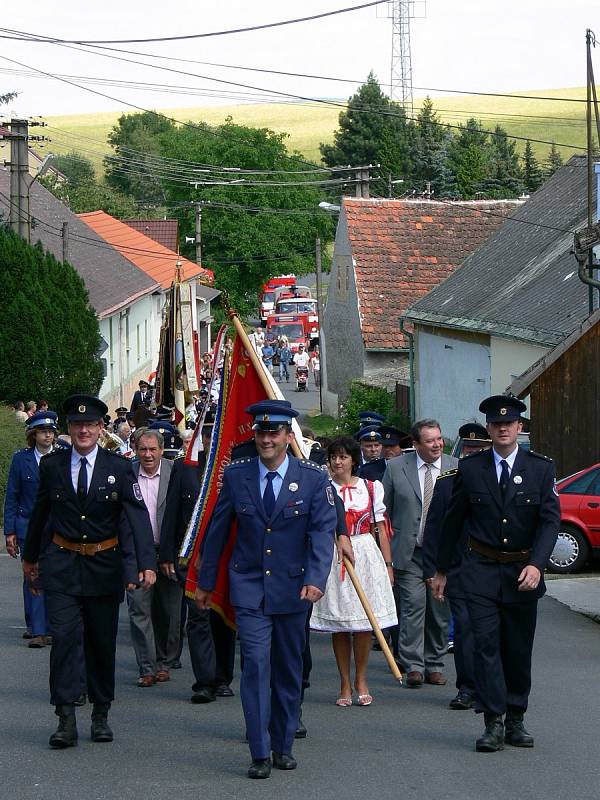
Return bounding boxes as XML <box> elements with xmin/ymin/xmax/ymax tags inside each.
<box><xmin>126</xmin><ymin>428</ymin><xmax>177</xmax><ymax>686</ymax></box>
<box><xmin>383</xmin><ymin>419</ymin><xmax>457</xmax><ymax>687</ymax></box>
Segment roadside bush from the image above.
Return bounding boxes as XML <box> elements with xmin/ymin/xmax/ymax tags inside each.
<box><xmin>338</xmin><ymin>381</ymin><xmax>394</xmax><ymax>435</ymax></box>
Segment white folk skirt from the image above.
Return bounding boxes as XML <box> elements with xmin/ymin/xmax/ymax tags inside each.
<box><xmin>310</xmin><ymin>534</ymin><xmax>397</xmax><ymax>633</ymax></box>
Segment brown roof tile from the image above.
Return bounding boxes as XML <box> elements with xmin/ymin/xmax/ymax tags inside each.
<box><xmin>343</xmin><ymin>197</ymin><xmax>523</xmax><ymax>349</ymax></box>
<box><xmin>123</xmin><ymin>219</ymin><xmax>179</xmax><ymax>252</ymax></box>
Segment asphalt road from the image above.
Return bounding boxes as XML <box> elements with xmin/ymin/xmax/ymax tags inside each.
<box><xmin>1</xmin><ymin>553</ymin><xmax>600</xmax><ymax>800</ymax></box>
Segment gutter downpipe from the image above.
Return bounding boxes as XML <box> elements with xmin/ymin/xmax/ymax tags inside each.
<box><xmin>399</xmin><ymin>317</ymin><xmax>415</xmax><ymax>422</ymax></box>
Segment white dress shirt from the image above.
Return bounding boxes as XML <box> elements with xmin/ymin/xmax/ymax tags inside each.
<box><xmin>70</xmin><ymin>445</ymin><xmax>99</xmax><ymax>493</ymax></box>
<box><xmin>258</xmin><ymin>455</ymin><xmax>289</xmax><ymax>502</ymax></box>
<box><xmin>492</xmin><ymin>446</ymin><xmax>519</xmax><ymax>482</ymax></box>
<box><xmin>416</xmin><ymin>453</ymin><xmax>442</xmax><ymax>500</ymax></box>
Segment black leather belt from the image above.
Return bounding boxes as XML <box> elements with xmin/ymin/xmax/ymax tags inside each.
<box><xmin>468</xmin><ymin>537</ymin><xmax>531</xmax><ymax>564</ymax></box>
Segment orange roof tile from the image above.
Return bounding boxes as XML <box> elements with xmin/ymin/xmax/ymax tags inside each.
<box><xmin>78</xmin><ymin>210</ymin><xmax>213</xmax><ymax>289</ymax></box>
<box><xmin>343</xmin><ymin>198</ymin><xmax>523</xmax><ymax>349</ymax></box>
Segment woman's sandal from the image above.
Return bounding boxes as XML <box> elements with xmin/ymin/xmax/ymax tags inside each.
<box><xmin>357</xmin><ymin>694</ymin><xmax>373</xmax><ymax>706</ymax></box>
<box><xmin>335</xmin><ymin>697</ymin><xmax>353</xmax><ymax>707</ymax></box>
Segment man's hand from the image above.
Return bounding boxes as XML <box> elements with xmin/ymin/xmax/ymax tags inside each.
<box><xmin>159</xmin><ymin>562</ymin><xmax>176</xmax><ymax>579</ymax></box>
<box><xmin>430</xmin><ymin>571</ymin><xmax>447</xmax><ymax>602</ymax></box>
<box><xmin>139</xmin><ymin>570</ymin><xmax>156</xmax><ymax>590</ymax></box>
<box><xmin>518</xmin><ymin>564</ymin><xmax>541</xmax><ymax>591</ymax></box>
<box><xmin>22</xmin><ymin>560</ymin><xmax>41</xmax><ymax>595</ymax></box>
<box><xmin>195</xmin><ymin>588</ymin><xmax>212</xmax><ymax>610</ymax></box>
<box><xmin>5</xmin><ymin>534</ymin><xmax>19</xmax><ymax>559</ymax></box>
<box><xmin>300</xmin><ymin>585</ymin><xmax>323</xmax><ymax>603</ymax></box>
<box><xmin>337</xmin><ymin>534</ymin><xmax>355</xmax><ymax>566</ymax></box>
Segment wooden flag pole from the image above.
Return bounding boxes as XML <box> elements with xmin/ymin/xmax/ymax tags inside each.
<box><xmin>228</xmin><ymin>303</ymin><xmax>402</xmax><ymax>683</ymax></box>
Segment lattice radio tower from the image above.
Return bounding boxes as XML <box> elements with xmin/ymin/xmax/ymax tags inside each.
<box><xmin>385</xmin><ymin>1</ymin><xmax>426</xmax><ymax>113</ymax></box>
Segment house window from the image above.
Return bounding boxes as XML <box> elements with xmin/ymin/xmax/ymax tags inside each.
<box><xmin>144</xmin><ymin>320</ymin><xmax>148</xmax><ymax>357</ymax></box>
<box><xmin>136</xmin><ymin>324</ymin><xmax>141</xmax><ymax>362</ymax></box>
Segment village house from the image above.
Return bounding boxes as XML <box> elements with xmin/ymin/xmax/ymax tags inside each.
<box><xmin>321</xmin><ymin>196</ymin><xmax>522</xmax><ymax>415</ymax></box>
<box><xmin>402</xmin><ymin>156</ymin><xmax>597</xmax><ymax>439</ymax></box>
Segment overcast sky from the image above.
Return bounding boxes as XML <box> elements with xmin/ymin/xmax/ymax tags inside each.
<box><xmin>0</xmin><ymin>0</ymin><xmax>595</xmax><ymax>117</ymax></box>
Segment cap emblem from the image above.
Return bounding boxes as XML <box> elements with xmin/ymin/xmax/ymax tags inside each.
<box><xmin>263</xmin><ymin>414</ymin><xmax>269</xmax><ymax>422</ymax></box>
<box><xmin>500</xmin><ymin>407</ymin><xmax>507</xmax><ymax>416</ymax></box>
<box><xmin>78</xmin><ymin>405</ymin><xmax>86</xmax><ymax>413</ymax></box>
<box><xmin>45</xmin><ymin>418</ymin><xmax>52</xmax><ymax>425</ymax></box>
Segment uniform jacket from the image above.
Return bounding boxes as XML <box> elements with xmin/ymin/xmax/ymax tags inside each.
<box><xmin>158</xmin><ymin>456</ymin><xmax>204</xmax><ymax>580</ymax></box>
<box><xmin>198</xmin><ymin>456</ymin><xmax>337</xmax><ymax>615</ymax></box>
<box><xmin>24</xmin><ymin>446</ymin><xmax>155</xmax><ymax>596</ymax></box>
<box><xmin>383</xmin><ymin>451</ymin><xmax>458</xmax><ymax>570</ymax></box>
<box><xmin>421</xmin><ymin>468</ymin><xmax>465</xmax><ymax>597</ymax></box>
<box><xmin>4</xmin><ymin>447</ymin><xmax>42</xmax><ymax>540</ymax></box>
<box><xmin>437</xmin><ymin>447</ymin><xmax>560</xmax><ymax>603</ymax></box>
<box><xmin>358</xmin><ymin>457</ymin><xmax>386</xmax><ymax>483</ymax></box>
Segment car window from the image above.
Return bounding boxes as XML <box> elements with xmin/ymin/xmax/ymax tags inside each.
<box><xmin>587</xmin><ymin>473</ymin><xmax>600</xmax><ymax>496</ymax></box>
<box><xmin>560</xmin><ymin>468</ymin><xmax>599</xmax><ymax>495</ymax></box>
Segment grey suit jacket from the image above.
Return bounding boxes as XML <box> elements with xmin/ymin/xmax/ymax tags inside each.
<box><xmin>383</xmin><ymin>451</ymin><xmax>458</xmax><ymax>570</ymax></box>
<box><xmin>133</xmin><ymin>457</ymin><xmax>173</xmax><ymax>538</ymax></box>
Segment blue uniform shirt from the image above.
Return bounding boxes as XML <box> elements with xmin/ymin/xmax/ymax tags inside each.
<box><xmin>258</xmin><ymin>455</ymin><xmax>289</xmax><ymax>503</ymax></box>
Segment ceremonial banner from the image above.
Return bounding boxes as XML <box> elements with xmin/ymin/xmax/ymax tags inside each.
<box><xmin>181</xmin><ymin>334</ymin><xmax>269</xmax><ymax>627</ymax></box>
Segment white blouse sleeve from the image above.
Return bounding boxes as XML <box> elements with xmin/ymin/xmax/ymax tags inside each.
<box><xmin>371</xmin><ymin>479</ymin><xmax>386</xmax><ymax>522</ymax></box>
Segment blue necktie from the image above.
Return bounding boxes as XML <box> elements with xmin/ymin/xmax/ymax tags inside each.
<box><xmin>263</xmin><ymin>472</ymin><xmax>277</xmax><ymax>517</ymax></box>
<box><xmin>499</xmin><ymin>459</ymin><xmax>509</xmax><ymax>500</ymax></box>
<box><xmin>77</xmin><ymin>456</ymin><xmax>88</xmax><ymax>499</ymax></box>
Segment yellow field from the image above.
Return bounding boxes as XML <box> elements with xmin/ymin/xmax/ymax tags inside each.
<box><xmin>44</xmin><ymin>88</ymin><xmax>587</xmax><ymax>173</ymax></box>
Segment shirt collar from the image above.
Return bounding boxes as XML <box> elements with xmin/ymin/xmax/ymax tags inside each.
<box><xmin>416</xmin><ymin>453</ymin><xmax>442</xmax><ymax>471</ymax></box>
<box><xmin>493</xmin><ymin>446</ymin><xmax>519</xmax><ymax>470</ymax></box>
<box><xmin>139</xmin><ymin>461</ymin><xmax>161</xmax><ymax>479</ymax></box>
<box><xmin>71</xmin><ymin>444</ymin><xmax>98</xmax><ymax>468</ymax></box>
<box><xmin>258</xmin><ymin>454</ymin><xmax>289</xmax><ymax>481</ymax></box>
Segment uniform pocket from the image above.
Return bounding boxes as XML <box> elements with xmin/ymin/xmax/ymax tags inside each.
<box><xmin>283</xmin><ymin>505</ymin><xmax>308</xmax><ymax>519</ymax></box>
<box><xmin>469</xmin><ymin>493</ymin><xmax>492</xmax><ymax>505</ymax></box>
<box><xmin>288</xmin><ymin>565</ymin><xmax>306</xmax><ymax>577</ymax></box>
<box><xmin>235</xmin><ymin>502</ymin><xmax>257</xmax><ymax>516</ymax></box>
<box><xmin>515</xmin><ymin>493</ymin><xmax>540</xmax><ymax>506</ymax></box>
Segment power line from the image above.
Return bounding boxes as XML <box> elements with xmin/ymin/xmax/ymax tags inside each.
<box><xmin>0</xmin><ymin>2</ymin><xmax>388</xmax><ymax>44</ymax></box>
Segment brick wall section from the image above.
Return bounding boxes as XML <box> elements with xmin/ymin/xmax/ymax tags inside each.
<box><xmin>344</xmin><ymin>198</ymin><xmax>522</xmax><ymax>349</ymax></box>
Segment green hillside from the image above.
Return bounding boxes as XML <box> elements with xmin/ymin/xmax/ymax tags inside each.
<box><xmin>45</xmin><ymin>88</ymin><xmax>587</xmax><ymax>173</ymax></box>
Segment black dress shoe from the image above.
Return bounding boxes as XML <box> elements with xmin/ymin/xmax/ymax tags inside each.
<box><xmin>74</xmin><ymin>693</ymin><xmax>87</xmax><ymax>707</ymax></box>
<box><xmin>215</xmin><ymin>683</ymin><xmax>234</xmax><ymax>697</ymax></box>
<box><xmin>505</xmin><ymin>712</ymin><xmax>534</xmax><ymax>747</ymax></box>
<box><xmin>49</xmin><ymin>713</ymin><xmax>78</xmax><ymax>749</ymax></box>
<box><xmin>91</xmin><ymin>714</ymin><xmax>113</xmax><ymax>743</ymax></box>
<box><xmin>248</xmin><ymin>759</ymin><xmax>271</xmax><ymax>779</ymax></box>
<box><xmin>295</xmin><ymin>713</ymin><xmax>307</xmax><ymax>739</ymax></box>
<box><xmin>449</xmin><ymin>691</ymin><xmax>474</xmax><ymax>710</ymax></box>
<box><xmin>476</xmin><ymin>714</ymin><xmax>504</xmax><ymax>752</ymax></box>
<box><xmin>170</xmin><ymin>659</ymin><xmax>183</xmax><ymax>670</ymax></box>
<box><xmin>191</xmin><ymin>687</ymin><xmax>216</xmax><ymax>704</ymax></box>
<box><xmin>272</xmin><ymin>753</ymin><xmax>297</xmax><ymax>770</ymax></box>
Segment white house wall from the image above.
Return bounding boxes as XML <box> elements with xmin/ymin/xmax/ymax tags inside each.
<box><xmin>490</xmin><ymin>336</ymin><xmax>549</xmax><ymax>396</ymax></box>
<box><xmin>415</xmin><ymin>327</ymin><xmax>491</xmax><ymax>438</ymax></box>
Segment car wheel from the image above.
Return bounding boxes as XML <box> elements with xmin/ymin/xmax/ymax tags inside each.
<box><xmin>548</xmin><ymin>524</ymin><xmax>590</xmax><ymax>574</ymax></box>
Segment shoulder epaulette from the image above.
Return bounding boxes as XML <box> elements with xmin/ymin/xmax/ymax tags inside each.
<box><xmin>105</xmin><ymin>448</ymin><xmax>126</xmax><ymax>459</ymax></box>
<box><xmin>529</xmin><ymin>450</ymin><xmax>553</xmax><ymax>462</ymax></box>
<box><xmin>227</xmin><ymin>457</ymin><xmax>253</xmax><ymax>467</ymax></box>
<box><xmin>298</xmin><ymin>459</ymin><xmax>322</xmax><ymax>472</ymax></box>
<box><xmin>45</xmin><ymin>448</ymin><xmax>64</xmax><ymax>458</ymax></box>
<box><xmin>174</xmin><ymin>454</ymin><xmax>185</xmax><ymax>461</ymax></box>
<box><xmin>437</xmin><ymin>468</ymin><xmax>457</xmax><ymax>479</ymax></box>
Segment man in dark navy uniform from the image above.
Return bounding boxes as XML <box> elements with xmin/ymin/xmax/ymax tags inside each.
<box><xmin>195</xmin><ymin>400</ymin><xmax>337</xmax><ymax>779</ymax></box>
<box><xmin>23</xmin><ymin>395</ymin><xmax>156</xmax><ymax>749</ymax></box>
<box><xmin>422</xmin><ymin>423</ymin><xmax>491</xmax><ymax>710</ymax></box>
<box><xmin>359</xmin><ymin>426</ymin><xmax>411</xmax><ymax>481</ymax></box>
<box><xmin>130</xmin><ymin>380</ymin><xmax>151</xmax><ymax>413</ymax></box>
<box><xmin>432</xmin><ymin>396</ymin><xmax>559</xmax><ymax>752</ymax></box>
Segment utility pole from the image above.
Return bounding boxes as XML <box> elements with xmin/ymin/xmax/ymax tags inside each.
<box><xmin>195</xmin><ymin>204</ymin><xmax>202</xmax><ymax>266</ymax></box>
<box><xmin>355</xmin><ymin>165</ymin><xmax>376</xmax><ymax>198</ymax></box>
<box><xmin>385</xmin><ymin>1</ymin><xmax>426</xmax><ymax>113</ymax></box>
<box><xmin>315</xmin><ymin>238</ymin><xmax>324</xmax><ymax>413</ymax></box>
<box><xmin>8</xmin><ymin>118</ymin><xmax>29</xmax><ymax>239</ymax></box>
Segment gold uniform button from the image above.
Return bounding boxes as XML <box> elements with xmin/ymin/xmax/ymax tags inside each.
<box><xmin>502</xmin><ymin>519</ymin><xmax>508</xmax><ymax>524</ymax></box>
<box><xmin>82</xmin><ymin>535</ymin><xmax>87</xmax><ymax>540</ymax></box>
<box><xmin>81</xmin><ymin>515</ymin><xmax>86</xmax><ymax>520</ymax></box>
<box><xmin>294</xmin><ymin>510</ymin><xmax>299</xmax><ymax>515</ymax></box>
<box><xmin>502</xmin><ymin>538</ymin><xmax>508</xmax><ymax>544</ymax></box>
<box><xmin>266</xmin><ymin>528</ymin><xmax>272</xmax><ymax>533</ymax></box>
<box><xmin>265</xmin><ymin>570</ymin><xmax>271</xmax><ymax>576</ymax></box>
<box><xmin>266</xmin><ymin>549</ymin><xmax>272</xmax><ymax>555</ymax></box>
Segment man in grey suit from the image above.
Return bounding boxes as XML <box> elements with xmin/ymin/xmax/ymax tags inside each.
<box><xmin>126</xmin><ymin>427</ymin><xmax>178</xmax><ymax>686</ymax></box>
<box><xmin>383</xmin><ymin>419</ymin><xmax>457</xmax><ymax>687</ymax></box>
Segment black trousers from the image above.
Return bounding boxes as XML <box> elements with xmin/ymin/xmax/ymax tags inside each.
<box><xmin>46</xmin><ymin>591</ymin><xmax>120</xmax><ymax>707</ymax></box>
<box><xmin>210</xmin><ymin>609</ymin><xmax>236</xmax><ymax>686</ymax></box>
<box><xmin>466</xmin><ymin>594</ymin><xmax>537</xmax><ymax>716</ymax></box>
<box><xmin>448</xmin><ymin>595</ymin><xmax>475</xmax><ymax>694</ymax></box>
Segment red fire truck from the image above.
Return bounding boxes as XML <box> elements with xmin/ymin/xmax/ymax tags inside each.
<box><xmin>259</xmin><ymin>275</ymin><xmax>296</xmax><ymax>325</ymax></box>
<box><xmin>265</xmin><ymin>314</ymin><xmax>309</xmax><ymax>354</ymax></box>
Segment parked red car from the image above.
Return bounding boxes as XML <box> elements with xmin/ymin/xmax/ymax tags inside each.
<box><xmin>549</xmin><ymin>463</ymin><xmax>600</xmax><ymax>573</ymax></box>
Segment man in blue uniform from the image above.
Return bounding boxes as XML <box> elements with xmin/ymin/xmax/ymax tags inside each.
<box><xmin>195</xmin><ymin>400</ymin><xmax>337</xmax><ymax>779</ymax></box>
<box><xmin>432</xmin><ymin>396</ymin><xmax>559</xmax><ymax>752</ymax></box>
<box><xmin>4</xmin><ymin>410</ymin><xmax>59</xmax><ymax>646</ymax></box>
<box><xmin>422</xmin><ymin>423</ymin><xmax>491</xmax><ymax>710</ymax></box>
<box><xmin>23</xmin><ymin>395</ymin><xmax>156</xmax><ymax>749</ymax></box>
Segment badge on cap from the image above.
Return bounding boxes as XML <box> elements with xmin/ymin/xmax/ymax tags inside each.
<box><xmin>513</xmin><ymin>475</ymin><xmax>522</xmax><ymax>484</ymax></box>
<box><xmin>326</xmin><ymin>486</ymin><xmax>335</xmax><ymax>506</ymax></box>
<box><xmin>289</xmin><ymin>482</ymin><xmax>298</xmax><ymax>492</ymax></box>
<box><xmin>107</xmin><ymin>475</ymin><xmax>115</xmax><ymax>484</ymax></box>
<box><xmin>78</xmin><ymin>405</ymin><xmax>86</xmax><ymax>413</ymax></box>
<box><xmin>469</xmin><ymin>432</ymin><xmax>476</xmax><ymax>439</ymax></box>
<box><xmin>500</xmin><ymin>407</ymin><xmax>507</xmax><ymax>416</ymax></box>
<box><xmin>133</xmin><ymin>483</ymin><xmax>143</xmax><ymax>502</ymax></box>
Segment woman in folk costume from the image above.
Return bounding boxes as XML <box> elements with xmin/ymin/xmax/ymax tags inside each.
<box><xmin>311</xmin><ymin>436</ymin><xmax>396</xmax><ymax>707</ymax></box>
